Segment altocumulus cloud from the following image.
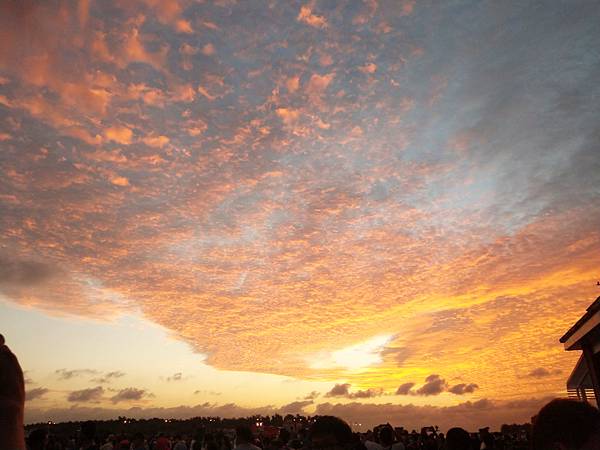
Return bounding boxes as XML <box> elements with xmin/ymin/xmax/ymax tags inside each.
<box><xmin>67</xmin><ymin>386</ymin><xmax>104</xmax><ymax>403</ymax></box>
<box><xmin>26</xmin><ymin>388</ymin><xmax>49</xmax><ymax>401</ymax></box>
<box><xmin>92</xmin><ymin>371</ymin><xmax>126</xmax><ymax>384</ymax></box>
<box><xmin>110</xmin><ymin>388</ymin><xmax>152</xmax><ymax>403</ymax></box>
<box><xmin>325</xmin><ymin>383</ymin><xmax>384</xmax><ymax>399</ymax></box>
<box><xmin>56</xmin><ymin>369</ymin><xmax>100</xmax><ymax>380</ymax></box>
<box><xmin>526</xmin><ymin>368</ymin><xmax>561</xmax><ymax>379</ymax></box>
<box><xmin>397</xmin><ymin>375</ymin><xmax>479</xmax><ymax>396</ymax></box>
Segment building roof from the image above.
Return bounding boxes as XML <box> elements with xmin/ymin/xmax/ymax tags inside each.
<box><xmin>560</xmin><ymin>296</ymin><xmax>600</xmax><ymax>349</ymax></box>
<box><xmin>566</xmin><ymin>354</ymin><xmax>592</xmax><ymax>390</ymax></box>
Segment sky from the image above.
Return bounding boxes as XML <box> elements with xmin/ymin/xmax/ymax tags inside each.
<box><xmin>0</xmin><ymin>0</ymin><xmax>599</xmax><ymax>431</ymax></box>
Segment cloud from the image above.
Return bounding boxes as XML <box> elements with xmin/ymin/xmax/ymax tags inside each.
<box><xmin>325</xmin><ymin>383</ymin><xmax>351</xmax><ymax>397</ymax></box>
<box><xmin>194</xmin><ymin>390</ymin><xmax>222</xmax><ymax>396</ymax></box>
<box><xmin>91</xmin><ymin>371</ymin><xmax>126</xmax><ymax>384</ymax></box>
<box><xmin>304</xmin><ymin>391</ymin><xmax>320</xmax><ymax>400</ymax></box>
<box><xmin>448</xmin><ymin>383</ymin><xmax>479</xmax><ymax>395</ymax></box>
<box><xmin>526</xmin><ymin>368</ymin><xmax>561</xmax><ymax>379</ymax></box>
<box><xmin>348</xmin><ymin>388</ymin><xmax>384</xmax><ymax>399</ymax></box>
<box><xmin>398</xmin><ymin>376</ymin><xmax>478</xmax><ymax>396</ymax></box>
<box><xmin>415</xmin><ymin>375</ymin><xmax>448</xmax><ymax>396</ymax></box>
<box><xmin>104</xmin><ymin>125</ymin><xmax>133</xmax><ymax>144</ymax></box>
<box><xmin>280</xmin><ymin>400</ymin><xmax>313</xmax><ymax>414</ymax></box>
<box><xmin>297</xmin><ymin>5</ymin><xmax>327</xmax><ymax>28</ymax></box>
<box><xmin>0</xmin><ymin>257</ymin><xmax>58</xmax><ymax>286</ymax></box>
<box><xmin>26</xmin><ymin>388</ymin><xmax>49</xmax><ymax>401</ymax></box>
<box><xmin>396</xmin><ymin>383</ymin><xmax>415</xmax><ymax>395</ymax></box>
<box><xmin>25</xmin><ymin>397</ymin><xmax>554</xmax><ymax>431</ymax></box>
<box><xmin>175</xmin><ymin>19</ymin><xmax>193</xmax><ymax>34</ymax></box>
<box><xmin>325</xmin><ymin>384</ymin><xmax>383</xmax><ymax>399</ymax></box>
<box><xmin>314</xmin><ymin>397</ymin><xmax>553</xmax><ymax>432</ymax></box>
<box><xmin>167</xmin><ymin>372</ymin><xmax>183</xmax><ymax>382</ymax></box>
<box><xmin>24</xmin><ymin>402</ymin><xmax>281</xmax><ymax>425</ymax></box>
<box><xmin>67</xmin><ymin>387</ymin><xmax>104</xmax><ymax>403</ymax></box>
<box><xmin>142</xmin><ymin>135</ymin><xmax>170</xmax><ymax>148</ymax></box>
<box><xmin>1</xmin><ymin>0</ymin><xmax>600</xmax><ymax>419</ymax></box>
<box><xmin>110</xmin><ymin>388</ymin><xmax>151</xmax><ymax>403</ymax></box>
<box><xmin>202</xmin><ymin>44</ymin><xmax>216</xmax><ymax>56</ymax></box>
<box><xmin>56</xmin><ymin>369</ymin><xmax>100</xmax><ymax>380</ymax></box>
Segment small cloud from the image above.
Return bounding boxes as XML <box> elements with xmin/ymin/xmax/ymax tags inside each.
<box><xmin>527</xmin><ymin>368</ymin><xmax>561</xmax><ymax>378</ymax></box>
<box><xmin>325</xmin><ymin>383</ymin><xmax>351</xmax><ymax>397</ymax></box>
<box><xmin>142</xmin><ymin>135</ymin><xmax>170</xmax><ymax>148</ymax></box>
<box><xmin>109</xmin><ymin>175</ymin><xmax>130</xmax><ymax>187</ymax></box>
<box><xmin>175</xmin><ymin>19</ymin><xmax>193</xmax><ymax>34</ymax></box>
<box><xmin>180</xmin><ymin>43</ymin><xmax>198</xmax><ymax>55</ymax></box>
<box><xmin>0</xmin><ymin>257</ymin><xmax>58</xmax><ymax>286</ymax></box>
<box><xmin>276</xmin><ymin>108</ymin><xmax>301</xmax><ymax>126</ymax></box>
<box><xmin>67</xmin><ymin>386</ymin><xmax>104</xmax><ymax>403</ymax></box>
<box><xmin>286</xmin><ymin>76</ymin><xmax>300</xmax><ymax>93</ymax></box>
<box><xmin>26</xmin><ymin>387</ymin><xmax>49</xmax><ymax>401</ymax></box>
<box><xmin>280</xmin><ymin>400</ymin><xmax>312</xmax><ymax>413</ymax></box>
<box><xmin>400</xmin><ymin>0</ymin><xmax>415</xmax><ymax>16</ymax></box>
<box><xmin>167</xmin><ymin>372</ymin><xmax>183</xmax><ymax>382</ymax></box>
<box><xmin>359</xmin><ymin>63</ymin><xmax>377</xmax><ymax>74</ymax></box>
<box><xmin>92</xmin><ymin>371</ymin><xmax>126</xmax><ymax>384</ymax></box>
<box><xmin>415</xmin><ymin>374</ymin><xmax>448</xmax><ymax>396</ymax></box>
<box><xmin>348</xmin><ymin>388</ymin><xmax>383</xmax><ymax>399</ymax></box>
<box><xmin>396</xmin><ymin>382</ymin><xmax>415</xmax><ymax>395</ymax></box>
<box><xmin>325</xmin><ymin>383</ymin><xmax>383</xmax><ymax>399</ymax></box>
<box><xmin>194</xmin><ymin>390</ymin><xmax>222</xmax><ymax>396</ymax></box>
<box><xmin>201</xmin><ymin>43</ymin><xmax>215</xmax><ymax>56</ymax></box>
<box><xmin>304</xmin><ymin>391</ymin><xmax>320</xmax><ymax>400</ymax></box>
<box><xmin>297</xmin><ymin>5</ymin><xmax>327</xmax><ymax>28</ymax></box>
<box><xmin>111</xmin><ymin>387</ymin><xmax>151</xmax><ymax>403</ymax></box>
<box><xmin>55</xmin><ymin>369</ymin><xmax>100</xmax><ymax>380</ymax></box>
<box><xmin>448</xmin><ymin>383</ymin><xmax>479</xmax><ymax>395</ymax></box>
<box><xmin>104</xmin><ymin>125</ymin><xmax>133</xmax><ymax>145</ymax></box>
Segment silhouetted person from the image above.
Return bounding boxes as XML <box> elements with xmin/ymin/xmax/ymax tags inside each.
<box><xmin>174</xmin><ymin>435</ymin><xmax>188</xmax><ymax>450</ymax></box>
<box><xmin>380</xmin><ymin>425</ymin><xmax>404</xmax><ymax>450</ymax></box>
<box><xmin>445</xmin><ymin>428</ymin><xmax>470</xmax><ymax>450</ymax></box>
<box><xmin>133</xmin><ymin>432</ymin><xmax>149</xmax><ymax>450</ymax></box>
<box><xmin>235</xmin><ymin>426</ymin><xmax>260</xmax><ymax>450</ymax></box>
<box><xmin>81</xmin><ymin>421</ymin><xmax>99</xmax><ymax>450</ymax></box>
<box><xmin>310</xmin><ymin>416</ymin><xmax>353</xmax><ymax>450</ymax></box>
<box><xmin>27</xmin><ymin>428</ymin><xmax>48</xmax><ymax>450</ymax></box>
<box><xmin>532</xmin><ymin>398</ymin><xmax>600</xmax><ymax>450</ymax></box>
<box><xmin>0</xmin><ymin>333</ymin><xmax>26</xmax><ymax>450</ymax></box>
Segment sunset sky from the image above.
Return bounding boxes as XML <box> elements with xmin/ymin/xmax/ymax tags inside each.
<box><xmin>1</xmin><ymin>0</ymin><xmax>599</xmax><ymax>431</ymax></box>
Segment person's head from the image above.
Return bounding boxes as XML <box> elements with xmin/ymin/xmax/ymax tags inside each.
<box><xmin>379</xmin><ymin>426</ymin><xmax>395</xmax><ymax>447</ymax></box>
<box><xmin>81</xmin><ymin>420</ymin><xmax>96</xmax><ymax>442</ymax></box>
<box><xmin>445</xmin><ymin>428</ymin><xmax>470</xmax><ymax>450</ymax></box>
<box><xmin>133</xmin><ymin>432</ymin><xmax>145</xmax><ymax>447</ymax></box>
<box><xmin>279</xmin><ymin>428</ymin><xmax>291</xmax><ymax>444</ymax></box>
<box><xmin>532</xmin><ymin>399</ymin><xmax>600</xmax><ymax>450</ymax></box>
<box><xmin>310</xmin><ymin>416</ymin><xmax>353</xmax><ymax>450</ymax></box>
<box><xmin>235</xmin><ymin>425</ymin><xmax>254</xmax><ymax>445</ymax></box>
<box><xmin>27</xmin><ymin>428</ymin><xmax>48</xmax><ymax>450</ymax></box>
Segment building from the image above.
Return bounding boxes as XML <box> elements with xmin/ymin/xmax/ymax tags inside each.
<box><xmin>560</xmin><ymin>296</ymin><xmax>600</xmax><ymax>406</ymax></box>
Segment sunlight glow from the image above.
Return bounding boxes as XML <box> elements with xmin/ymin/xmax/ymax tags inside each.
<box><xmin>310</xmin><ymin>335</ymin><xmax>393</xmax><ymax>370</ymax></box>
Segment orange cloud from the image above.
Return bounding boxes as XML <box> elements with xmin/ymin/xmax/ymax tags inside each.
<box><xmin>175</xmin><ymin>19</ymin><xmax>193</xmax><ymax>34</ymax></box>
<box><xmin>286</xmin><ymin>76</ymin><xmax>300</xmax><ymax>93</ymax></box>
<box><xmin>297</xmin><ymin>5</ymin><xmax>327</xmax><ymax>28</ymax></box>
<box><xmin>202</xmin><ymin>43</ymin><xmax>216</xmax><ymax>56</ymax></box>
<box><xmin>104</xmin><ymin>125</ymin><xmax>134</xmax><ymax>144</ymax></box>
<box><xmin>143</xmin><ymin>135</ymin><xmax>170</xmax><ymax>148</ymax></box>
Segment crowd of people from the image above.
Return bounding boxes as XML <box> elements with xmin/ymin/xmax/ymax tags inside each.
<box><xmin>20</xmin><ymin>418</ymin><xmax>529</xmax><ymax>450</ymax></box>
<box><xmin>2</xmin><ymin>335</ymin><xmax>600</xmax><ymax>450</ymax></box>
